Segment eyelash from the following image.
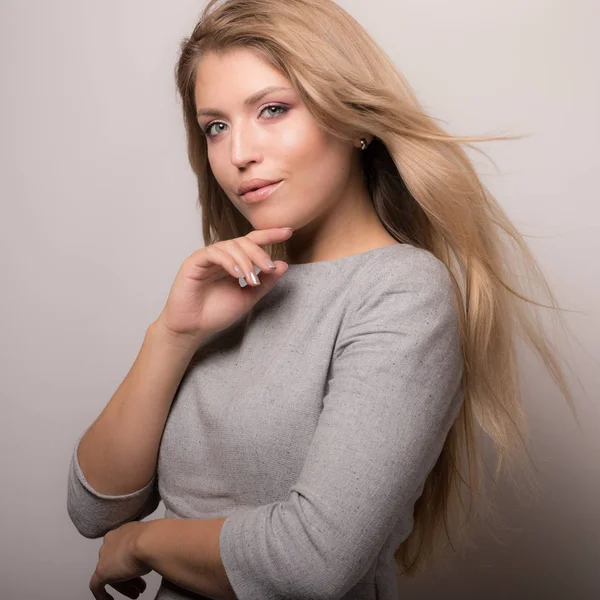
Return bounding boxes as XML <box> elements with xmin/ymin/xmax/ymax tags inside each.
<box><xmin>202</xmin><ymin>104</ymin><xmax>290</xmax><ymax>139</ymax></box>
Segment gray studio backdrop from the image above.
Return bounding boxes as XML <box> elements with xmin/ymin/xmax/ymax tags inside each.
<box><xmin>1</xmin><ymin>1</ymin><xmax>598</xmax><ymax>599</ymax></box>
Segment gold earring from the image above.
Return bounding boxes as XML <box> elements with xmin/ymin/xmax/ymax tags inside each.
<box><xmin>360</xmin><ymin>138</ymin><xmax>368</xmax><ymax>150</ymax></box>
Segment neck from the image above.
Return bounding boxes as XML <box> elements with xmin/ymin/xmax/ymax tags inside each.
<box><xmin>284</xmin><ymin>190</ymin><xmax>397</xmax><ymax>265</ymax></box>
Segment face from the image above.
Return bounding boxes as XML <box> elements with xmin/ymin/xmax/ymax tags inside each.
<box><xmin>194</xmin><ymin>47</ymin><xmax>362</xmax><ymax>235</ymax></box>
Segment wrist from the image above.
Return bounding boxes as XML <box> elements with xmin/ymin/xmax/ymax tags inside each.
<box><xmin>131</xmin><ymin>520</ymin><xmax>154</xmax><ymax>568</ymax></box>
<box><xmin>148</xmin><ymin>318</ymin><xmax>205</xmax><ymax>356</ymax></box>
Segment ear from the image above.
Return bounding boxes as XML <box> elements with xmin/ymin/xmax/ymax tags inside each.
<box><xmin>355</xmin><ymin>135</ymin><xmax>375</xmax><ymax>149</ymax></box>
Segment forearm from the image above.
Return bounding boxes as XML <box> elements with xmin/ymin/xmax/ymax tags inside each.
<box><xmin>135</xmin><ymin>517</ymin><xmax>236</xmax><ymax>600</ymax></box>
<box><xmin>77</xmin><ymin>320</ymin><xmax>200</xmax><ymax>495</ymax></box>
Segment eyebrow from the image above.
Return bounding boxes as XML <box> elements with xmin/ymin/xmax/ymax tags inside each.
<box><xmin>196</xmin><ymin>85</ymin><xmax>292</xmax><ymax>119</ymax></box>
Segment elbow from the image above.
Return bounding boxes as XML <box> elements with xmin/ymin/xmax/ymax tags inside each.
<box><xmin>220</xmin><ymin>502</ymin><xmax>371</xmax><ymax>599</ymax></box>
<box><xmin>65</xmin><ymin>494</ymin><xmax>123</xmax><ymax>539</ymax></box>
<box><xmin>73</xmin><ymin>524</ymin><xmax>108</xmax><ymax>540</ymax></box>
<box><xmin>66</xmin><ymin>461</ymin><xmax>161</xmax><ymax>540</ymax></box>
<box><xmin>274</xmin><ymin>574</ymin><xmax>342</xmax><ymax>600</ymax></box>
<box><xmin>66</xmin><ymin>493</ymin><xmax>160</xmax><ymax>540</ymax></box>
<box><xmin>66</xmin><ymin>508</ymin><xmax>110</xmax><ymax>539</ymax></box>
<box><xmin>66</xmin><ymin>496</ymin><xmax>110</xmax><ymax>538</ymax></box>
<box><xmin>309</xmin><ymin>542</ymin><xmax>378</xmax><ymax>599</ymax></box>
<box><xmin>317</xmin><ymin>567</ymin><xmax>365</xmax><ymax>600</ymax></box>
<box><xmin>294</xmin><ymin>573</ymin><xmax>356</xmax><ymax>600</ymax></box>
<box><xmin>286</xmin><ymin>550</ymin><xmax>366</xmax><ymax>600</ymax></box>
<box><xmin>66</xmin><ymin>496</ymin><xmax>154</xmax><ymax>540</ymax></box>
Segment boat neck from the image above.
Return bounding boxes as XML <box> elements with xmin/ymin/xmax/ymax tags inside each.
<box><xmin>284</xmin><ymin>242</ymin><xmax>408</xmax><ymax>270</ymax></box>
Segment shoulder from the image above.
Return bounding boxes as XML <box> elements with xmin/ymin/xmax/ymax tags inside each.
<box><xmin>369</xmin><ymin>244</ymin><xmax>452</xmax><ymax>287</ymax></box>
<box><xmin>347</xmin><ymin>244</ymin><xmax>456</xmax><ymax>316</ymax></box>
<box><xmin>334</xmin><ymin>243</ymin><xmax>463</xmax><ymax>380</ymax></box>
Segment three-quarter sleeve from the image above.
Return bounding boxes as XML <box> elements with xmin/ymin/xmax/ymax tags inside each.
<box><xmin>218</xmin><ymin>254</ymin><xmax>465</xmax><ymax>599</ymax></box>
<box><xmin>67</xmin><ymin>433</ymin><xmax>161</xmax><ymax>538</ymax></box>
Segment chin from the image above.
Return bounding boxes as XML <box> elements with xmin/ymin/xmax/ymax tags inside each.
<box><xmin>246</xmin><ymin>210</ymin><xmax>295</xmax><ymax>231</ymax></box>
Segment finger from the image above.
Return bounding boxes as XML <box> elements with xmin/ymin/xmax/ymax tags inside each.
<box><xmin>89</xmin><ymin>575</ymin><xmax>114</xmax><ymax>600</ymax></box>
<box><xmin>219</xmin><ymin>239</ymin><xmax>262</xmax><ymax>286</ymax></box>
<box><xmin>243</xmin><ymin>227</ymin><xmax>294</xmax><ymax>248</ymax></box>
<box><xmin>241</xmin><ymin>228</ymin><xmax>292</xmax><ymax>281</ymax></box>
<box><xmin>198</xmin><ymin>244</ymin><xmax>247</xmax><ymax>282</ymax></box>
<box><xmin>187</xmin><ymin>227</ymin><xmax>292</xmax><ymax>282</ymax></box>
<box><xmin>235</xmin><ymin>236</ymin><xmax>280</xmax><ymax>275</ymax></box>
<box><xmin>130</xmin><ymin>577</ymin><xmax>147</xmax><ymax>593</ymax></box>
<box><xmin>109</xmin><ymin>580</ymin><xmax>141</xmax><ymax>598</ymax></box>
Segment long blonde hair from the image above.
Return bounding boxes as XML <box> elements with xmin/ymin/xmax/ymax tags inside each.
<box><xmin>174</xmin><ymin>0</ymin><xmax>580</xmax><ymax>577</ymax></box>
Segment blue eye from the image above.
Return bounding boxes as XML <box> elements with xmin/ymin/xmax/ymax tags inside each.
<box><xmin>203</xmin><ymin>104</ymin><xmax>289</xmax><ymax>139</ymax></box>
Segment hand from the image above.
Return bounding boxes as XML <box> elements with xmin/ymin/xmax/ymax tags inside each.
<box><xmin>154</xmin><ymin>227</ymin><xmax>293</xmax><ymax>348</ymax></box>
<box><xmin>89</xmin><ymin>522</ymin><xmax>151</xmax><ymax>599</ymax></box>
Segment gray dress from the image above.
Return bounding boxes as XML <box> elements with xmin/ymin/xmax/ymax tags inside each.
<box><xmin>67</xmin><ymin>243</ymin><xmax>464</xmax><ymax>599</ymax></box>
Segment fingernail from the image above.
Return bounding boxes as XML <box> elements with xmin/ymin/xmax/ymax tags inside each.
<box><xmin>249</xmin><ymin>271</ymin><xmax>260</xmax><ymax>285</ymax></box>
<box><xmin>265</xmin><ymin>259</ymin><xmax>276</xmax><ymax>270</ymax></box>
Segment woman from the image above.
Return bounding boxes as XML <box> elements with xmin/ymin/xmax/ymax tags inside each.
<box><xmin>67</xmin><ymin>1</ymin><xmax>578</xmax><ymax>598</ymax></box>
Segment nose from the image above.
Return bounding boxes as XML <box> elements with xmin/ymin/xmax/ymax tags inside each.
<box><xmin>229</xmin><ymin>120</ymin><xmax>262</xmax><ymax>169</ymax></box>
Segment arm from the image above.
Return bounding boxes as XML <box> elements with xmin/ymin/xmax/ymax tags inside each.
<box><xmin>67</xmin><ymin>320</ymin><xmax>200</xmax><ymax>538</ymax></box>
<box><xmin>214</xmin><ymin>254</ymin><xmax>464</xmax><ymax>598</ymax></box>
<box><xmin>67</xmin><ymin>433</ymin><xmax>161</xmax><ymax>539</ymax></box>
<box><xmin>134</xmin><ymin>517</ymin><xmax>237</xmax><ymax>600</ymax></box>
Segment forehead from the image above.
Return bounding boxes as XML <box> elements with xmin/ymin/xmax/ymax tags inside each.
<box><xmin>194</xmin><ymin>47</ymin><xmax>290</xmax><ymax>105</ymax></box>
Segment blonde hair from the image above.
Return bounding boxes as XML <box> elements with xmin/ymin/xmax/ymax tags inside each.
<box><xmin>174</xmin><ymin>0</ymin><xmax>581</xmax><ymax>577</ymax></box>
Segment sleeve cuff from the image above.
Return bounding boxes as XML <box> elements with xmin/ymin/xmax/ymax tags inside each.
<box><xmin>67</xmin><ymin>434</ymin><xmax>160</xmax><ymax>538</ymax></box>
<box><xmin>71</xmin><ymin>434</ymin><xmax>156</xmax><ymax>499</ymax></box>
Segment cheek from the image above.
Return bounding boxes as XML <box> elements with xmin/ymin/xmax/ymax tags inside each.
<box><xmin>289</xmin><ymin>142</ymin><xmax>351</xmax><ymax>203</ymax></box>
<box><xmin>206</xmin><ymin>152</ymin><xmax>229</xmax><ymax>190</ymax></box>
<box><xmin>277</xmin><ymin>125</ymin><xmax>349</xmax><ymax>189</ymax></box>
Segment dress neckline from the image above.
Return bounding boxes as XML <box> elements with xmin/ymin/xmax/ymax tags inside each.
<box><xmin>284</xmin><ymin>242</ymin><xmax>408</xmax><ymax>271</ymax></box>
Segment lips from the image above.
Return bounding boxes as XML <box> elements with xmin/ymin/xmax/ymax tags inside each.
<box><xmin>240</xmin><ymin>180</ymin><xmax>283</xmax><ymax>203</ymax></box>
<box><xmin>238</xmin><ymin>178</ymin><xmax>281</xmax><ymax>196</ymax></box>
<box><xmin>245</xmin><ymin>184</ymin><xmax>268</xmax><ymax>194</ymax></box>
